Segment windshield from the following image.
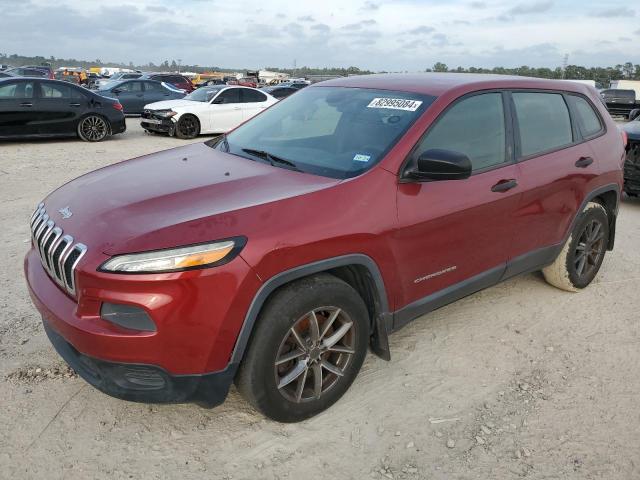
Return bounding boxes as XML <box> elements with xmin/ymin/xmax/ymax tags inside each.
<box><xmin>185</xmin><ymin>87</ymin><xmax>224</xmax><ymax>102</ymax></box>
<box><xmin>212</xmin><ymin>86</ymin><xmax>435</xmax><ymax>179</ymax></box>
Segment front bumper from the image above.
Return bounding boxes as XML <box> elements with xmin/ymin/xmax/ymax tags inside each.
<box><xmin>141</xmin><ymin>111</ymin><xmax>175</xmax><ymax>134</ymax></box>
<box><xmin>44</xmin><ymin>320</ymin><xmax>235</xmax><ymax>406</ymax></box>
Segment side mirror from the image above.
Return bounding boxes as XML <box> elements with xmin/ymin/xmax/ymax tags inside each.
<box><xmin>408</xmin><ymin>149</ymin><xmax>472</xmax><ymax>181</ymax></box>
<box><xmin>212</xmin><ymin>97</ymin><xmax>224</xmax><ymax>104</ymax></box>
<box><xmin>112</xmin><ymin>88</ymin><xmax>121</xmax><ymax>95</ymax></box>
<box><xmin>630</xmin><ymin>109</ymin><xmax>640</xmax><ymax>121</ymax></box>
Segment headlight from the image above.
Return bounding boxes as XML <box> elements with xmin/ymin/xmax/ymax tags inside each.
<box><xmin>156</xmin><ymin>109</ymin><xmax>177</xmax><ymax>118</ymax></box>
<box><xmin>100</xmin><ymin>238</ymin><xmax>245</xmax><ymax>273</ymax></box>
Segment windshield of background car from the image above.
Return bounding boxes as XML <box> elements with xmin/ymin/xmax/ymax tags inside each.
<box><xmin>215</xmin><ymin>86</ymin><xmax>435</xmax><ymax>179</ymax></box>
<box><xmin>184</xmin><ymin>86</ymin><xmax>224</xmax><ymax>102</ymax></box>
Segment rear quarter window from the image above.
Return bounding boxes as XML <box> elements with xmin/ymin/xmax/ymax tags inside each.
<box><xmin>568</xmin><ymin>95</ymin><xmax>603</xmax><ymax>138</ymax></box>
<box><xmin>513</xmin><ymin>92</ymin><xmax>573</xmax><ymax>157</ymax></box>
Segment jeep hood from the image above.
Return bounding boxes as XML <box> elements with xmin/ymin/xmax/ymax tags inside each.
<box><xmin>42</xmin><ymin>143</ymin><xmax>340</xmax><ymax>255</ymax></box>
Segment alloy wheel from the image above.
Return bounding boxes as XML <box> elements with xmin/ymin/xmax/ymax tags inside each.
<box><xmin>178</xmin><ymin>116</ymin><xmax>198</xmax><ymax>137</ymax></box>
<box><xmin>80</xmin><ymin>116</ymin><xmax>108</xmax><ymax>141</ymax></box>
<box><xmin>274</xmin><ymin>307</ymin><xmax>356</xmax><ymax>403</ymax></box>
<box><xmin>574</xmin><ymin>218</ymin><xmax>606</xmax><ymax>279</ymax></box>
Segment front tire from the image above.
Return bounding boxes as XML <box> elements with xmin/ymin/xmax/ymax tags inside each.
<box><xmin>542</xmin><ymin>201</ymin><xmax>609</xmax><ymax>292</ymax></box>
<box><xmin>175</xmin><ymin>114</ymin><xmax>200</xmax><ymax>139</ymax></box>
<box><xmin>235</xmin><ymin>274</ymin><xmax>369</xmax><ymax>422</ymax></box>
<box><xmin>77</xmin><ymin>115</ymin><xmax>109</xmax><ymax>142</ymax></box>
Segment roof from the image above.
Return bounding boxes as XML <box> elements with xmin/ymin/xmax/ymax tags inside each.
<box><xmin>315</xmin><ymin>73</ymin><xmax>594</xmax><ymax>97</ymax></box>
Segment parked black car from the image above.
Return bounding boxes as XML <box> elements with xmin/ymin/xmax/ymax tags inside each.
<box><xmin>260</xmin><ymin>85</ymin><xmax>298</xmax><ymax>100</ymax></box>
<box><xmin>622</xmin><ymin>117</ymin><xmax>640</xmax><ymax>196</ymax></box>
<box><xmin>4</xmin><ymin>66</ymin><xmax>53</xmax><ymax>79</ymax></box>
<box><xmin>97</xmin><ymin>79</ymin><xmax>185</xmax><ymax>114</ymax></box>
<box><xmin>0</xmin><ymin>78</ymin><xmax>125</xmax><ymax>142</ymax></box>
<box><xmin>601</xmin><ymin>89</ymin><xmax>638</xmax><ymax>117</ymax></box>
<box><xmin>0</xmin><ymin>72</ymin><xmax>14</xmax><ymax>78</ymax></box>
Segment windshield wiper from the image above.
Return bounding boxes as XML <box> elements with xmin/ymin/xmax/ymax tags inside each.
<box><xmin>241</xmin><ymin>148</ymin><xmax>301</xmax><ymax>171</ymax></box>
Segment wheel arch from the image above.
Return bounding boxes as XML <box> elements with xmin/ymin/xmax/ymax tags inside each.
<box><xmin>228</xmin><ymin>254</ymin><xmax>392</xmax><ymax>370</ymax></box>
<box><xmin>581</xmin><ymin>184</ymin><xmax>620</xmax><ymax>250</ymax></box>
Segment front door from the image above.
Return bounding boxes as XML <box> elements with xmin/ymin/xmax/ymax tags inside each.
<box><xmin>208</xmin><ymin>88</ymin><xmax>243</xmax><ymax>133</ymax></box>
<box><xmin>393</xmin><ymin>92</ymin><xmax>521</xmax><ymax>323</ymax></box>
<box><xmin>0</xmin><ymin>80</ymin><xmax>38</xmax><ymax>137</ymax></box>
<box><xmin>114</xmin><ymin>81</ymin><xmax>145</xmax><ymax>114</ymax></box>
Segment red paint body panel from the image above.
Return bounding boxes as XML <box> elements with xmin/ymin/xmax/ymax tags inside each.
<box><xmin>25</xmin><ymin>74</ymin><xmax>624</xmax><ymax>379</ymax></box>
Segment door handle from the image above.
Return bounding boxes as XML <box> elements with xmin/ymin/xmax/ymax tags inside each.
<box><xmin>575</xmin><ymin>157</ymin><xmax>594</xmax><ymax>168</ymax></box>
<box><xmin>491</xmin><ymin>179</ymin><xmax>518</xmax><ymax>193</ymax></box>
<box><xmin>69</xmin><ymin>103</ymin><xmax>81</xmax><ymax>107</ymax></box>
<box><xmin>20</xmin><ymin>102</ymin><xmax>33</xmax><ymax>107</ymax></box>
<box><xmin>233</xmin><ymin>107</ymin><xmax>241</xmax><ymax>110</ymax></box>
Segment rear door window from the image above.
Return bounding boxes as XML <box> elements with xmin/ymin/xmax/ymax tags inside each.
<box><xmin>413</xmin><ymin>92</ymin><xmax>507</xmax><ymax>172</ymax></box>
<box><xmin>568</xmin><ymin>95</ymin><xmax>603</xmax><ymax>138</ymax></box>
<box><xmin>513</xmin><ymin>92</ymin><xmax>573</xmax><ymax>157</ymax></box>
<box><xmin>119</xmin><ymin>81</ymin><xmax>143</xmax><ymax>92</ymax></box>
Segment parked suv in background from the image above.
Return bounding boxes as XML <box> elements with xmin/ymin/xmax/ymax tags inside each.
<box><xmin>139</xmin><ymin>73</ymin><xmax>194</xmax><ymax>92</ymax></box>
<box><xmin>25</xmin><ymin>74</ymin><xmax>624</xmax><ymax>422</ymax></box>
<box><xmin>600</xmin><ymin>89</ymin><xmax>638</xmax><ymax>117</ymax></box>
<box><xmin>622</xmin><ymin>115</ymin><xmax>640</xmax><ymax>196</ymax></box>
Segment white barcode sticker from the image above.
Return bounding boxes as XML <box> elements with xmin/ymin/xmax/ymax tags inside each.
<box><xmin>367</xmin><ymin>98</ymin><xmax>423</xmax><ymax>112</ymax></box>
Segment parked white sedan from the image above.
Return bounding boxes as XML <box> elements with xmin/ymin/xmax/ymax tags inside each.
<box><xmin>141</xmin><ymin>86</ymin><xmax>277</xmax><ymax>139</ymax></box>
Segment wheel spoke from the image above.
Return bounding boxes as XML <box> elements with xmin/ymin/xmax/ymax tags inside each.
<box><xmin>321</xmin><ymin>359</ymin><xmax>345</xmax><ymax>377</ymax></box>
<box><xmin>320</xmin><ymin>308</ymin><xmax>341</xmax><ymax>340</ymax></box>
<box><xmin>275</xmin><ymin>348</ymin><xmax>305</xmax><ymax>366</ymax></box>
<box><xmin>309</xmin><ymin>310</ymin><xmax>320</xmax><ymax>344</ymax></box>
<box><xmin>277</xmin><ymin>359</ymin><xmax>307</xmax><ymax>389</ymax></box>
<box><xmin>589</xmin><ymin>223</ymin><xmax>601</xmax><ymax>242</ymax></box>
<box><xmin>322</xmin><ymin>321</ymin><xmax>353</xmax><ymax>349</ymax></box>
<box><xmin>294</xmin><ymin>368</ymin><xmax>308</xmax><ymax>403</ymax></box>
<box><xmin>312</xmin><ymin>363</ymin><xmax>322</xmax><ymax>399</ymax></box>
<box><xmin>576</xmin><ymin>254</ymin><xmax>587</xmax><ymax>276</ymax></box>
<box><xmin>328</xmin><ymin>345</ymin><xmax>355</xmax><ymax>354</ymax></box>
<box><xmin>289</xmin><ymin>327</ymin><xmax>306</xmax><ymax>350</ymax></box>
<box><xmin>576</xmin><ymin>242</ymin><xmax>586</xmax><ymax>252</ymax></box>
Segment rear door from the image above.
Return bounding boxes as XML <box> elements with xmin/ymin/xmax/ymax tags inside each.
<box><xmin>34</xmin><ymin>81</ymin><xmax>87</xmax><ymax>135</ymax></box>
<box><xmin>208</xmin><ymin>87</ymin><xmax>243</xmax><ymax>132</ymax></box>
<box><xmin>0</xmin><ymin>80</ymin><xmax>38</xmax><ymax>136</ymax></box>
<box><xmin>239</xmin><ymin>88</ymin><xmax>270</xmax><ymax>120</ymax></box>
<box><xmin>114</xmin><ymin>81</ymin><xmax>145</xmax><ymax>113</ymax></box>
<box><xmin>394</xmin><ymin>91</ymin><xmax>521</xmax><ymax>321</ymax></box>
<box><xmin>507</xmin><ymin>90</ymin><xmax>601</xmax><ymax>269</ymax></box>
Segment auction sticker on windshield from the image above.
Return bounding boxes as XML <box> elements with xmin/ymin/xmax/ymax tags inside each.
<box><xmin>367</xmin><ymin>98</ymin><xmax>423</xmax><ymax>112</ymax></box>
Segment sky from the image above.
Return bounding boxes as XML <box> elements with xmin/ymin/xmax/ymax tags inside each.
<box><xmin>1</xmin><ymin>0</ymin><xmax>638</xmax><ymax>71</ymax></box>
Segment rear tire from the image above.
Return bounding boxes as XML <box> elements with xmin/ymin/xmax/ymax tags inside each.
<box><xmin>77</xmin><ymin>115</ymin><xmax>109</xmax><ymax>142</ymax></box>
<box><xmin>175</xmin><ymin>114</ymin><xmax>200</xmax><ymax>139</ymax></box>
<box><xmin>235</xmin><ymin>274</ymin><xmax>369</xmax><ymax>422</ymax></box>
<box><xmin>542</xmin><ymin>201</ymin><xmax>609</xmax><ymax>292</ymax></box>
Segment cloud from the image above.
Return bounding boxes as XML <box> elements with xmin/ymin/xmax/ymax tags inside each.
<box><xmin>408</xmin><ymin>25</ymin><xmax>435</xmax><ymax>35</ymax></box>
<box><xmin>469</xmin><ymin>1</ymin><xmax>486</xmax><ymax>8</ymax></box>
<box><xmin>297</xmin><ymin>15</ymin><xmax>315</xmax><ymax>22</ymax></box>
<box><xmin>310</xmin><ymin>23</ymin><xmax>331</xmax><ymax>33</ymax></box>
<box><xmin>589</xmin><ymin>7</ymin><xmax>635</xmax><ymax>18</ymax></box>
<box><xmin>361</xmin><ymin>1</ymin><xmax>379</xmax><ymax>11</ymax></box>
<box><xmin>508</xmin><ymin>1</ymin><xmax>554</xmax><ymax>16</ymax></box>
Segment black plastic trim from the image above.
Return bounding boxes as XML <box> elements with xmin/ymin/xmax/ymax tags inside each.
<box><xmin>228</xmin><ymin>254</ymin><xmax>390</xmax><ymax>366</ymax></box>
<box><xmin>392</xmin><ymin>264</ymin><xmax>505</xmax><ymax>332</ymax></box>
<box><xmin>44</xmin><ymin>320</ymin><xmax>234</xmax><ymax>407</ymax></box>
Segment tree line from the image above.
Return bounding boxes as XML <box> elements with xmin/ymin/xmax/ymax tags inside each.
<box><xmin>1</xmin><ymin>52</ymin><xmax>638</xmax><ymax>87</ymax></box>
<box><xmin>427</xmin><ymin>62</ymin><xmax>640</xmax><ymax>87</ymax></box>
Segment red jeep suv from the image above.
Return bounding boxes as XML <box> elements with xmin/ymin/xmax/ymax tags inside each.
<box><xmin>25</xmin><ymin>74</ymin><xmax>625</xmax><ymax>422</ymax></box>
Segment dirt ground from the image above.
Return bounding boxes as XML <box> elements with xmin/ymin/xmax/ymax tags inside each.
<box><xmin>1</xmin><ymin>119</ymin><xmax>639</xmax><ymax>480</ymax></box>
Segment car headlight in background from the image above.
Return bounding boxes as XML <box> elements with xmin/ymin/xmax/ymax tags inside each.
<box><xmin>100</xmin><ymin>238</ymin><xmax>246</xmax><ymax>273</ymax></box>
<box><xmin>154</xmin><ymin>109</ymin><xmax>177</xmax><ymax>118</ymax></box>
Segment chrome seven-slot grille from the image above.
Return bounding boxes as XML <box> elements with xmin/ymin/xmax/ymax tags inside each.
<box><xmin>30</xmin><ymin>203</ymin><xmax>87</xmax><ymax>297</ymax></box>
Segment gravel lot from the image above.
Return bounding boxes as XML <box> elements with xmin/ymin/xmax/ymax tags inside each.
<box><xmin>1</xmin><ymin>119</ymin><xmax>640</xmax><ymax>479</ymax></box>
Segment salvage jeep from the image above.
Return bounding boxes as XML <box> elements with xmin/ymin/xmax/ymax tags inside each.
<box><xmin>25</xmin><ymin>74</ymin><xmax>625</xmax><ymax>422</ymax></box>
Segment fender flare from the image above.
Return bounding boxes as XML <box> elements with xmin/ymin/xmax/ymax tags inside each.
<box><xmin>567</xmin><ymin>183</ymin><xmax>620</xmax><ymax>250</ymax></box>
<box><xmin>227</xmin><ymin>254</ymin><xmax>391</xmax><ymax>368</ymax></box>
